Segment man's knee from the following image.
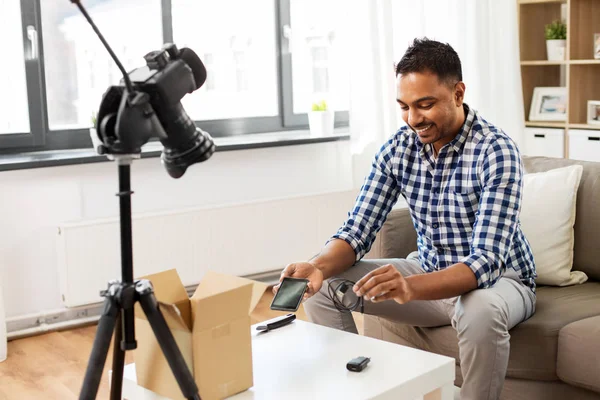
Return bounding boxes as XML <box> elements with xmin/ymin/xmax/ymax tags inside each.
<box><xmin>453</xmin><ymin>289</ymin><xmax>509</xmax><ymax>343</ymax></box>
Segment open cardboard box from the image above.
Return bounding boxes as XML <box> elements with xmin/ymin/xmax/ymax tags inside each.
<box><xmin>133</xmin><ymin>269</ymin><xmax>268</xmax><ymax>400</ymax></box>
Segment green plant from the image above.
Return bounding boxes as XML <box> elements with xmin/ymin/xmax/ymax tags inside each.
<box><xmin>91</xmin><ymin>112</ymin><xmax>97</xmax><ymax>127</ymax></box>
<box><xmin>545</xmin><ymin>20</ymin><xmax>566</xmax><ymax>40</ymax></box>
<box><xmin>311</xmin><ymin>100</ymin><xmax>328</xmax><ymax>112</ymax></box>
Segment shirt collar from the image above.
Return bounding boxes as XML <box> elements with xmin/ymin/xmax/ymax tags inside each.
<box><xmin>449</xmin><ymin>104</ymin><xmax>475</xmax><ymax>155</ymax></box>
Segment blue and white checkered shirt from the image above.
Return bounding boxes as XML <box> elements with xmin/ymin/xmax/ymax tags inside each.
<box><xmin>333</xmin><ymin>105</ymin><xmax>537</xmax><ymax>292</ymax></box>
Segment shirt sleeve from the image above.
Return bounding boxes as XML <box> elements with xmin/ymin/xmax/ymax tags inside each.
<box><xmin>330</xmin><ymin>136</ymin><xmax>401</xmax><ymax>261</ymax></box>
<box><xmin>460</xmin><ymin>137</ymin><xmax>523</xmax><ymax>288</ymax></box>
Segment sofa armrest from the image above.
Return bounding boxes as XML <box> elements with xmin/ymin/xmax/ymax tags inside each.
<box><xmin>365</xmin><ymin>206</ymin><xmax>418</xmax><ymax>260</ymax></box>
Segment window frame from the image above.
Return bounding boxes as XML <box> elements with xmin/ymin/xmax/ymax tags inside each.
<box><xmin>0</xmin><ymin>0</ymin><xmax>349</xmax><ymax>155</ymax></box>
<box><xmin>0</xmin><ymin>0</ymin><xmax>46</xmax><ymax>151</ymax></box>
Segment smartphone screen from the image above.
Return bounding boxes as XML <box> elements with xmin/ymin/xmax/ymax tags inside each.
<box><xmin>270</xmin><ymin>277</ymin><xmax>309</xmax><ymax>312</ymax></box>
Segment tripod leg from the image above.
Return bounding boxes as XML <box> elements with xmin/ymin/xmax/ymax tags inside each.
<box><xmin>137</xmin><ymin>282</ymin><xmax>201</xmax><ymax>400</ymax></box>
<box><xmin>110</xmin><ymin>312</ymin><xmax>125</xmax><ymax>400</ymax></box>
<box><xmin>79</xmin><ymin>294</ymin><xmax>119</xmax><ymax>400</ymax></box>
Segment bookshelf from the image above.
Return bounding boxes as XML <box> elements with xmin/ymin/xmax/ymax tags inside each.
<box><xmin>518</xmin><ymin>0</ymin><xmax>600</xmax><ymax>158</ymax></box>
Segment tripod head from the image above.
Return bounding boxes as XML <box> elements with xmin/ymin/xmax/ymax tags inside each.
<box><xmin>71</xmin><ymin>0</ymin><xmax>216</xmax><ymax>178</ymax></box>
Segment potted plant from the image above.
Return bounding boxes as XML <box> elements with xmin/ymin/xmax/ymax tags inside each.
<box><xmin>308</xmin><ymin>100</ymin><xmax>334</xmax><ymax>137</ymax></box>
<box><xmin>545</xmin><ymin>20</ymin><xmax>567</xmax><ymax>61</ymax></box>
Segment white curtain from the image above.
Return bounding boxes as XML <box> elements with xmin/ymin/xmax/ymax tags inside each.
<box><xmin>347</xmin><ymin>0</ymin><xmax>398</xmax><ymax>188</ymax></box>
<box><xmin>348</xmin><ymin>0</ymin><xmax>525</xmax><ymax>188</ymax></box>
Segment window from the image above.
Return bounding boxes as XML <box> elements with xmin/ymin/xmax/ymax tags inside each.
<box><xmin>288</xmin><ymin>0</ymin><xmax>349</xmax><ymax>115</ymax></box>
<box><xmin>41</xmin><ymin>0</ymin><xmax>163</xmax><ymax>131</ymax></box>
<box><xmin>310</xmin><ymin>46</ymin><xmax>330</xmax><ymax>93</ymax></box>
<box><xmin>234</xmin><ymin>51</ymin><xmax>249</xmax><ymax>93</ymax></box>
<box><xmin>171</xmin><ymin>0</ymin><xmax>278</xmax><ymax>121</ymax></box>
<box><xmin>0</xmin><ymin>0</ymin><xmax>30</xmax><ymax>135</ymax></box>
<box><xmin>203</xmin><ymin>53</ymin><xmax>216</xmax><ymax>91</ymax></box>
<box><xmin>0</xmin><ymin>0</ymin><xmax>349</xmax><ymax>155</ymax></box>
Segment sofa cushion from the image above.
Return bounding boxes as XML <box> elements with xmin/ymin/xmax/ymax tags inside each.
<box><xmin>557</xmin><ymin>316</ymin><xmax>600</xmax><ymax>393</ymax></box>
<box><xmin>523</xmin><ymin>156</ymin><xmax>600</xmax><ymax>281</ymax></box>
<box><xmin>520</xmin><ymin>164</ymin><xmax>587</xmax><ymax>285</ymax></box>
<box><xmin>372</xmin><ymin>282</ymin><xmax>600</xmax><ymax>381</ymax></box>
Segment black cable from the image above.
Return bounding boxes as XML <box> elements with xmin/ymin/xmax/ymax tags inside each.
<box><xmin>70</xmin><ymin>0</ymin><xmax>135</xmax><ymax>93</ymax></box>
<box><xmin>325</xmin><ymin>278</ymin><xmax>364</xmax><ymax>314</ymax></box>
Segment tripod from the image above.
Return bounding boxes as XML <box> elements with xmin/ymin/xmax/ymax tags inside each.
<box><xmin>79</xmin><ymin>157</ymin><xmax>201</xmax><ymax>400</ymax></box>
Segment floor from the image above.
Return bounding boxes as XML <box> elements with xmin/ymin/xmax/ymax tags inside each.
<box><xmin>0</xmin><ymin>289</ymin><xmax>363</xmax><ymax>400</ymax></box>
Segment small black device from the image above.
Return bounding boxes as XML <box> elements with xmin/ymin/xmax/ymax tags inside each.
<box><xmin>346</xmin><ymin>356</ymin><xmax>371</xmax><ymax>372</ymax></box>
<box><xmin>256</xmin><ymin>313</ymin><xmax>296</xmax><ymax>332</ymax></box>
<box><xmin>270</xmin><ymin>277</ymin><xmax>309</xmax><ymax>312</ymax></box>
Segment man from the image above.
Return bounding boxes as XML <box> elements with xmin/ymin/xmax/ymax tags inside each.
<box><xmin>275</xmin><ymin>38</ymin><xmax>536</xmax><ymax>400</ymax></box>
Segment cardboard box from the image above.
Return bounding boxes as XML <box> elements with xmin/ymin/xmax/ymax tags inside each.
<box><xmin>133</xmin><ymin>269</ymin><xmax>268</xmax><ymax>400</ymax></box>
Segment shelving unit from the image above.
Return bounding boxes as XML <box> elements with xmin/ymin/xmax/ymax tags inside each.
<box><xmin>518</xmin><ymin>0</ymin><xmax>600</xmax><ymax>159</ymax></box>
<box><xmin>525</xmin><ymin>121</ymin><xmax>566</xmax><ymax>128</ymax></box>
<box><xmin>520</xmin><ymin>60</ymin><xmax>567</xmax><ymax>65</ymax></box>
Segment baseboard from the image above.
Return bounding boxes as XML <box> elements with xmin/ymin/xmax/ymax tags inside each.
<box><xmin>7</xmin><ymin>269</ymin><xmax>281</xmax><ymax>340</ymax></box>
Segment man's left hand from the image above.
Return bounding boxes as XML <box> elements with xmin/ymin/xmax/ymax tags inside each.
<box><xmin>353</xmin><ymin>264</ymin><xmax>414</xmax><ymax>304</ymax></box>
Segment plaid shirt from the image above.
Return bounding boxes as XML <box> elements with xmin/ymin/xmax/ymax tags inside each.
<box><xmin>333</xmin><ymin>105</ymin><xmax>536</xmax><ymax>292</ymax></box>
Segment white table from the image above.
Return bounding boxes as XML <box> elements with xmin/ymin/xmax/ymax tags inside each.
<box><xmin>120</xmin><ymin>319</ymin><xmax>455</xmax><ymax>400</ymax></box>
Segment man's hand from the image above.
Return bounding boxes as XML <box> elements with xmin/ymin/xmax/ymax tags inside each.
<box><xmin>353</xmin><ymin>264</ymin><xmax>414</xmax><ymax>304</ymax></box>
<box><xmin>273</xmin><ymin>262</ymin><xmax>324</xmax><ymax>300</ymax></box>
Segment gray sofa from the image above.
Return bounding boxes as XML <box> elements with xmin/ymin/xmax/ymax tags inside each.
<box><xmin>363</xmin><ymin>156</ymin><xmax>600</xmax><ymax>400</ymax></box>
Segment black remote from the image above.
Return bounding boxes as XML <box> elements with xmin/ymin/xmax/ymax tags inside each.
<box><xmin>255</xmin><ymin>313</ymin><xmax>296</xmax><ymax>332</ymax></box>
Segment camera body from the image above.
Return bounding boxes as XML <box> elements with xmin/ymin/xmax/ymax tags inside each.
<box><xmin>129</xmin><ymin>44</ymin><xmax>197</xmax><ymax>108</ymax></box>
<box><xmin>96</xmin><ymin>43</ymin><xmax>215</xmax><ymax>178</ymax></box>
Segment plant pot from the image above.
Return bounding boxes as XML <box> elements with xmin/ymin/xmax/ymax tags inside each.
<box><xmin>89</xmin><ymin>127</ymin><xmax>104</xmax><ymax>154</ymax></box>
<box><xmin>308</xmin><ymin>110</ymin><xmax>334</xmax><ymax>137</ymax></box>
<box><xmin>546</xmin><ymin>39</ymin><xmax>566</xmax><ymax>61</ymax></box>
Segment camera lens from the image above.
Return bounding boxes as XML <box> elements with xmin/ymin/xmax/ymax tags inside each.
<box><xmin>161</xmin><ymin>127</ymin><xmax>215</xmax><ymax>178</ymax></box>
<box><xmin>154</xmin><ymin>101</ymin><xmax>216</xmax><ymax>178</ymax></box>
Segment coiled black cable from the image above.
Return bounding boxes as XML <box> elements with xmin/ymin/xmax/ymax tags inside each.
<box><xmin>325</xmin><ymin>278</ymin><xmax>364</xmax><ymax>314</ymax></box>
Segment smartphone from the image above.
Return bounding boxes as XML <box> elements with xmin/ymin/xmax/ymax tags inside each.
<box><xmin>270</xmin><ymin>277</ymin><xmax>310</xmax><ymax>312</ymax></box>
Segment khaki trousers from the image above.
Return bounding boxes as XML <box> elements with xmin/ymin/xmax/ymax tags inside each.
<box><xmin>303</xmin><ymin>253</ymin><xmax>536</xmax><ymax>400</ymax></box>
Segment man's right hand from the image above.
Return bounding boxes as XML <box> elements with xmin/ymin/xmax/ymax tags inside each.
<box><xmin>273</xmin><ymin>262</ymin><xmax>324</xmax><ymax>300</ymax></box>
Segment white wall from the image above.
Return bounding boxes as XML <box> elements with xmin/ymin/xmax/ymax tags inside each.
<box><xmin>0</xmin><ymin>141</ymin><xmax>355</xmax><ymax>319</ymax></box>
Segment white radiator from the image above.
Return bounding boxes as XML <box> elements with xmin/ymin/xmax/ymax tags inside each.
<box><xmin>57</xmin><ymin>190</ymin><xmax>357</xmax><ymax>307</ymax></box>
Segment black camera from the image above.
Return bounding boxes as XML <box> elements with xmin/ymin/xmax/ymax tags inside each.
<box><xmin>95</xmin><ymin>43</ymin><xmax>215</xmax><ymax>178</ymax></box>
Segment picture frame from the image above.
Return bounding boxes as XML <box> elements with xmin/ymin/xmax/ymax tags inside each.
<box><xmin>595</xmin><ymin>33</ymin><xmax>600</xmax><ymax>60</ymax></box>
<box><xmin>587</xmin><ymin>100</ymin><xmax>600</xmax><ymax>125</ymax></box>
<box><xmin>529</xmin><ymin>87</ymin><xmax>568</xmax><ymax>122</ymax></box>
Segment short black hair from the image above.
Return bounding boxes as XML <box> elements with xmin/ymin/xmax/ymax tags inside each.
<box><xmin>395</xmin><ymin>38</ymin><xmax>462</xmax><ymax>85</ymax></box>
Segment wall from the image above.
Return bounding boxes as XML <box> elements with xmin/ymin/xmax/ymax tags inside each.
<box><xmin>0</xmin><ymin>141</ymin><xmax>355</xmax><ymax>319</ymax></box>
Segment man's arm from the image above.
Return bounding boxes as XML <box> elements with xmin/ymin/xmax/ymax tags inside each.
<box><xmin>405</xmin><ymin>263</ymin><xmax>477</xmax><ymax>300</ymax></box>
<box><xmin>308</xmin><ymin>239</ymin><xmax>357</xmax><ymax>280</ymax></box>
<box><xmin>355</xmin><ymin>263</ymin><xmax>477</xmax><ymax>303</ymax></box>
<box><xmin>355</xmin><ymin>137</ymin><xmax>522</xmax><ymax>303</ymax></box>
<box><xmin>459</xmin><ymin>137</ymin><xmax>524</xmax><ymax>289</ymax></box>
<box><xmin>276</xmin><ymin>135</ymin><xmax>403</xmax><ymax>298</ymax></box>
<box><xmin>311</xmin><ymin>136</ymin><xmax>402</xmax><ymax>278</ymax></box>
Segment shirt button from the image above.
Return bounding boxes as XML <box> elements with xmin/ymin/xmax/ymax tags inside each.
<box><xmin>432</xmin><ymin>223</ymin><xmax>439</xmax><ymax>229</ymax></box>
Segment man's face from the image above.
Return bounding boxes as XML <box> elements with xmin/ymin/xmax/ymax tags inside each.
<box><xmin>396</xmin><ymin>71</ymin><xmax>464</xmax><ymax>147</ymax></box>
